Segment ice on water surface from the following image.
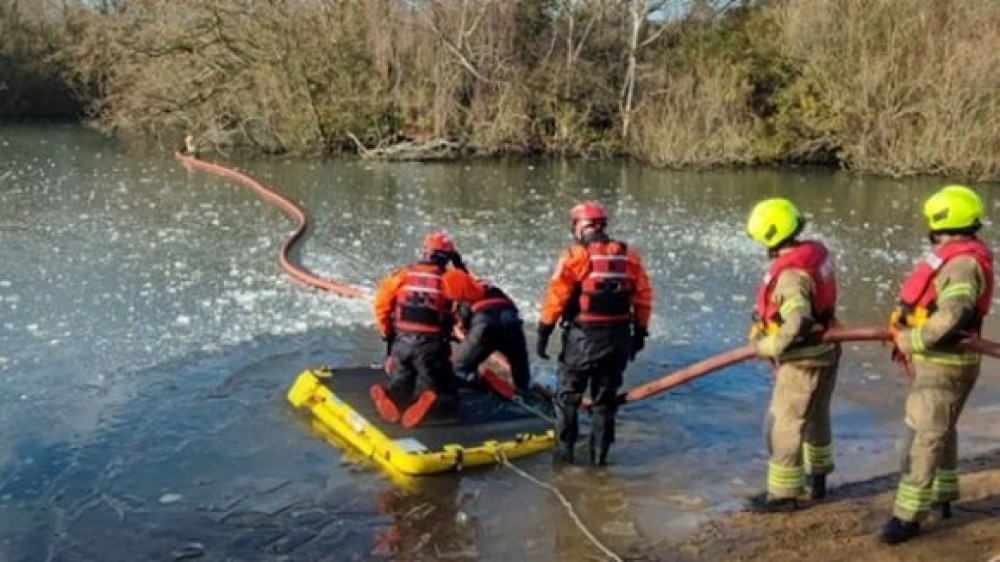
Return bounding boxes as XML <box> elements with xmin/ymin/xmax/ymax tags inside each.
<box><xmin>3</xmin><ymin>126</ymin><xmax>998</xmax><ymax>560</ymax></box>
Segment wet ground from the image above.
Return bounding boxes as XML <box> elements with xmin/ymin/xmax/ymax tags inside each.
<box><xmin>2</xmin><ymin>124</ymin><xmax>1000</xmax><ymax>560</ymax></box>
<box><xmin>673</xmin><ymin>447</ymin><xmax>1000</xmax><ymax>561</ymax></box>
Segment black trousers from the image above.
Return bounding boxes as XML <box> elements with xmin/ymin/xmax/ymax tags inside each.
<box><xmin>387</xmin><ymin>334</ymin><xmax>458</xmax><ymax>407</ymax></box>
<box><xmin>453</xmin><ymin>307</ymin><xmax>531</xmax><ymax>392</ymax></box>
<box><xmin>556</xmin><ymin>323</ymin><xmax>630</xmax><ymax>459</ymax></box>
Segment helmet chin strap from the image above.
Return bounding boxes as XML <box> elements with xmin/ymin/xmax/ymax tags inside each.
<box><xmin>573</xmin><ymin>220</ymin><xmax>607</xmax><ymax>242</ymax></box>
<box><xmin>928</xmin><ymin>226</ymin><xmax>980</xmax><ymax>246</ymax></box>
<box><xmin>767</xmin><ymin>238</ymin><xmax>799</xmax><ymax>259</ymax></box>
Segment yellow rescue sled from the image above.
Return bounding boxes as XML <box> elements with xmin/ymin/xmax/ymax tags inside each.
<box><xmin>287</xmin><ymin>367</ymin><xmax>555</xmax><ymax>477</ymax></box>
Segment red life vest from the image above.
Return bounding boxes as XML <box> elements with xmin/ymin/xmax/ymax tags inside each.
<box><xmin>471</xmin><ymin>285</ymin><xmax>515</xmax><ymax>313</ymax></box>
<box><xmin>894</xmin><ymin>238</ymin><xmax>993</xmax><ymax>330</ymax></box>
<box><xmin>393</xmin><ymin>263</ymin><xmax>452</xmax><ymax>334</ymax></box>
<box><xmin>753</xmin><ymin>241</ymin><xmax>837</xmax><ymax>335</ymax></box>
<box><xmin>576</xmin><ymin>240</ymin><xmax>635</xmax><ymax>325</ymax></box>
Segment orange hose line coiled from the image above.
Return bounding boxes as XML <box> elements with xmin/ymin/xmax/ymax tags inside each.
<box><xmin>175</xmin><ymin>153</ymin><xmax>370</xmax><ymax>300</ymax></box>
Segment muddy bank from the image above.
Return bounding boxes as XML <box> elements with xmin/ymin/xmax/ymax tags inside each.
<box><xmin>667</xmin><ymin>448</ymin><xmax>1000</xmax><ymax>562</ymax></box>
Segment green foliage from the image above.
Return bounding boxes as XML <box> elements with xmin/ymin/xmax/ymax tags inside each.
<box><xmin>0</xmin><ymin>0</ymin><xmax>81</xmax><ymax>118</ymax></box>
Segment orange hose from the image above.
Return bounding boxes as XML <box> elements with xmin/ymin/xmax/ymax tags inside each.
<box><xmin>617</xmin><ymin>345</ymin><xmax>758</xmax><ymax>404</ymax></box>
<box><xmin>175</xmin><ymin>153</ymin><xmax>369</xmax><ymax>299</ymax></box>
<box><xmin>605</xmin><ymin>325</ymin><xmax>1000</xmax><ymax>406</ymax></box>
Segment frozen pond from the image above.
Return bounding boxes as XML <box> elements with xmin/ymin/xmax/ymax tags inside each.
<box><xmin>2</xmin><ymin>124</ymin><xmax>999</xmax><ymax>560</ymax></box>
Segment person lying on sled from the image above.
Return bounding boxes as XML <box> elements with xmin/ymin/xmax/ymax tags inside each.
<box><xmin>453</xmin><ymin>275</ymin><xmax>531</xmax><ymax>395</ymax></box>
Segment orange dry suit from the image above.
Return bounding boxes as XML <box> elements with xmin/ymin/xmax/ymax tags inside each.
<box><xmin>373</xmin><ymin>262</ymin><xmax>484</xmax><ymax>404</ymax></box>
<box><xmin>539</xmin><ymin>235</ymin><xmax>653</xmax><ymax>464</ymax></box>
<box><xmin>540</xmin><ymin>239</ymin><xmax>653</xmax><ymax>329</ymax></box>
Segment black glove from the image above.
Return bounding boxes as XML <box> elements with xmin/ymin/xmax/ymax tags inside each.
<box><xmin>630</xmin><ymin>322</ymin><xmax>647</xmax><ymax>360</ymax></box>
<box><xmin>450</xmin><ymin>253</ymin><xmax>468</xmax><ymax>272</ymax></box>
<box><xmin>536</xmin><ymin>322</ymin><xmax>555</xmax><ymax>360</ymax></box>
<box><xmin>383</xmin><ymin>331</ymin><xmax>395</xmax><ymax>356</ymax></box>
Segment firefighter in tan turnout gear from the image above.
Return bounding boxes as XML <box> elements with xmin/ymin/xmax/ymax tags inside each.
<box><xmin>880</xmin><ymin>185</ymin><xmax>994</xmax><ymax>544</ymax></box>
<box><xmin>745</xmin><ymin>198</ymin><xmax>841</xmax><ymax>512</ymax></box>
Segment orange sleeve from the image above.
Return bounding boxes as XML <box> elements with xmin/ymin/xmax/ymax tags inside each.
<box><xmin>442</xmin><ymin>268</ymin><xmax>486</xmax><ymax>303</ymax></box>
<box><xmin>628</xmin><ymin>247</ymin><xmax>654</xmax><ymax>328</ymax></box>
<box><xmin>540</xmin><ymin>246</ymin><xmax>586</xmax><ymax>326</ymax></box>
<box><xmin>373</xmin><ymin>268</ymin><xmax>406</xmax><ymax>337</ymax></box>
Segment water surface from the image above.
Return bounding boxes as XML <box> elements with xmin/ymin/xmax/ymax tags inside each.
<box><xmin>2</xmin><ymin>124</ymin><xmax>999</xmax><ymax>560</ymax></box>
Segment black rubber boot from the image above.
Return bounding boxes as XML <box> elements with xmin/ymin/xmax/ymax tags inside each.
<box><xmin>934</xmin><ymin>501</ymin><xmax>952</xmax><ymax>519</ymax></box>
<box><xmin>744</xmin><ymin>494</ymin><xmax>800</xmax><ymax>513</ymax></box>
<box><xmin>555</xmin><ymin>442</ymin><xmax>575</xmax><ymax>465</ymax></box>
<box><xmin>595</xmin><ymin>442</ymin><xmax>611</xmax><ymax>467</ymax></box>
<box><xmin>808</xmin><ymin>474</ymin><xmax>827</xmax><ymax>500</ymax></box>
<box><xmin>587</xmin><ymin>442</ymin><xmax>611</xmax><ymax>467</ymax></box>
<box><xmin>880</xmin><ymin>517</ymin><xmax>920</xmax><ymax>545</ymax></box>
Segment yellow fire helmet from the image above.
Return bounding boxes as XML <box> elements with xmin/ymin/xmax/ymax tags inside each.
<box><xmin>923</xmin><ymin>185</ymin><xmax>984</xmax><ymax>232</ymax></box>
<box><xmin>747</xmin><ymin>197</ymin><xmax>803</xmax><ymax>249</ymax></box>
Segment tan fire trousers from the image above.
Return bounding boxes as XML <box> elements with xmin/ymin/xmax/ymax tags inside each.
<box><xmin>766</xmin><ymin>351</ymin><xmax>840</xmax><ymax>499</ymax></box>
<box><xmin>893</xmin><ymin>361</ymin><xmax>979</xmax><ymax>522</ymax></box>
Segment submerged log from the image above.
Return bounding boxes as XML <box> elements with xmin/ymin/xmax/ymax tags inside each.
<box><xmin>346</xmin><ymin>132</ymin><xmax>467</xmax><ymax>161</ymax></box>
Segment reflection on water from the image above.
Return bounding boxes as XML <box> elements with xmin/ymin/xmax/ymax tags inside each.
<box><xmin>2</xmin><ymin>124</ymin><xmax>1000</xmax><ymax>559</ymax></box>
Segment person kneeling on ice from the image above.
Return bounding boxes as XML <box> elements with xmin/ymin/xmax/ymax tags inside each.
<box><xmin>372</xmin><ymin>231</ymin><xmax>485</xmax><ymax>428</ymax></box>
<box><xmin>745</xmin><ymin>197</ymin><xmax>841</xmax><ymax>513</ymax></box>
<box><xmin>537</xmin><ymin>201</ymin><xmax>653</xmax><ymax>466</ymax></box>
<box><xmin>880</xmin><ymin>186</ymin><xmax>993</xmax><ymax>545</ymax></box>
<box><xmin>453</xmin><ymin>278</ymin><xmax>532</xmax><ymax>394</ymax></box>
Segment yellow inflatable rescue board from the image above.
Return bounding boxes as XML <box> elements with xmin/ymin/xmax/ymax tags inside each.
<box><xmin>287</xmin><ymin>367</ymin><xmax>555</xmax><ymax>477</ymax></box>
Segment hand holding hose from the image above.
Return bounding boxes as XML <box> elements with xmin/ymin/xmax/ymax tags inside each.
<box><xmin>889</xmin><ymin>327</ymin><xmax>915</xmax><ymax>381</ymax></box>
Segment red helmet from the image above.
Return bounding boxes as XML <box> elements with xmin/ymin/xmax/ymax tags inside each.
<box><xmin>570</xmin><ymin>201</ymin><xmax>608</xmax><ymax>239</ymax></box>
<box><xmin>422</xmin><ymin>230</ymin><xmax>456</xmax><ymax>257</ymax></box>
<box><xmin>570</xmin><ymin>201</ymin><xmax>607</xmax><ymax>223</ymax></box>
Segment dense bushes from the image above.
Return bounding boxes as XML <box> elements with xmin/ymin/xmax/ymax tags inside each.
<box><xmin>3</xmin><ymin>0</ymin><xmax>998</xmax><ymax>179</ymax></box>
<box><xmin>0</xmin><ymin>1</ymin><xmax>81</xmax><ymax>118</ymax></box>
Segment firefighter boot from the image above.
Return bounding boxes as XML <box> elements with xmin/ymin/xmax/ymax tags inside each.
<box><xmin>808</xmin><ymin>474</ymin><xmax>827</xmax><ymax>500</ymax></box>
<box><xmin>744</xmin><ymin>494</ymin><xmax>800</xmax><ymax>514</ymax></box>
<box><xmin>880</xmin><ymin>517</ymin><xmax>920</xmax><ymax>545</ymax></box>
<box><xmin>588</xmin><ymin>435</ymin><xmax>611</xmax><ymax>467</ymax></box>
<box><xmin>933</xmin><ymin>501</ymin><xmax>952</xmax><ymax>519</ymax></box>
<box><xmin>554</xmin><ymin>441</ymin><xmax>575</xmax><ymax>465</ymax></box>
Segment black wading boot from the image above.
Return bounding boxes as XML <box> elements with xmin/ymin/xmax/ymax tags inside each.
<box><xmin>933</xmin><ymin>501</ymin><xmax>952</xmax><ymax>519</ymax></box>
<box><xmin>880</xmin><ymin>517</ymin><xmax>920</xmax><ymax>545</ymax></box>
<box><xmin>808</xmin><ymin>474</ymin><xmax>827</xmax><ymax>500</ymax></box>
<box><xmin>554</xmin><ymin>441</ymin><xmax>575</xmax><ymax>465</ymax></box>
<box><xmin>587</xmin><ymin>441</ymin><xmax>611</xmax><ymax>467</ymax></box>
<box><xmin>744</xmin><ymin>494</ymin><xmax>800</xmax><ymax>514</ymax></box>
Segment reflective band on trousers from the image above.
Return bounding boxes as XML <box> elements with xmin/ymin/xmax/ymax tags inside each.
<box><xmin>933</xmin><ymin>469</ymin><xmax>960</xmax><ymax>494</ymax></box>
<box><xmin>767</xmin><ymin>461</ymin><xmax>804</xmax><ymax>490</ymax></box>
<box><xmin>895</xmin><ymin>482</ymin><xmax>932</xmax><ymax>514</ymax></box>
<box><xmin>802</xmin><ymin>442</ymin><xmax>834</xmax><ymax>471</ymax></box>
